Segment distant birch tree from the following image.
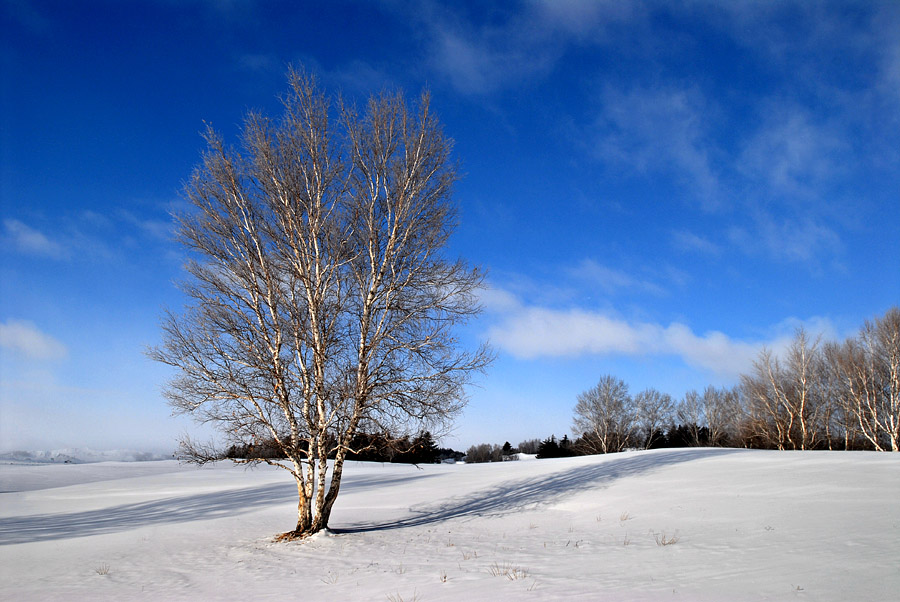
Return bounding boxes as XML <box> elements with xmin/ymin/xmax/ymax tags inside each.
<box><xmin>741</xmin><ymin>329</ymin><xmax>823</xmax><ymax>450</ymax></box>
<box><xmin>676</xmin><ymin>390</ymin><xmax>705</xmax><ymax>447</ymax></box>
<box><xmin>633</xmin><ymin>388</ymin><xmax>673</xmax><ymax>449</ymax></box>
<box><xmin>573</xmin><ymin>375</ymin><xmax>634</xmax><ymax>454</ymax></box>
<box><xmin>822</xmin><ymin>341</ymin><xmax>863</xmax><ymax>449</ymax></box>
<box><xmin>150</xmin><ymin>67</ymin><xmax>491</xmax><ymax>538</ymax></box>
<box><xmin>826</xmin><ymin>308</ymin><xmax>900</xmax><ymax>451</ymax></box>
<box><xmin>702</xmin><ymin>385</ymin><xmax>741</xmax><ymax>447</ymax></box>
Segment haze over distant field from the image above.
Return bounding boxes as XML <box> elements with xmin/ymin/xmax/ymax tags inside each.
<box><xmin>2</xmin><ymin>1</ymin><xmax>898</xmax><ymax>452</ymax></box>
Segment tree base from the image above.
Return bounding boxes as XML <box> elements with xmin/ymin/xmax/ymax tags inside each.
<box><xmin>274</xmin><ymin>530</ymin><xmax>309</xmax><ymax>542</ymax></box>
<box><xmin>274</xmin><ymin>526</ymin><xmax>333</xmax><ymax>542</ymax></box>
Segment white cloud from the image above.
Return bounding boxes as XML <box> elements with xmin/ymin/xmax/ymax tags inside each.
<box><xmin>489</xmin><ymin>306</ymin><xmax>652</xmax><ymax>358</ymax></box>
<box><xmin>0</xmin><ymin>319</ymin><xmax>67</xmax><ymax>361</ymax></box>
<box><xmin>485</xmin><ymin>290</ymin><xmax>837</xmax><ymax>378</ymax></box>
<box><xmin>657</xmin><ymin>322</ymin><xmax>759</xmax><ymax>377</ymax></box>
<box><xmin>478</xmin><ymin>286</ymin><xmax>522</xmax><ymax>313</ymax></box>
<box><xmin>488</xmin><ymin>304</ymin><xmax>759</xmax><ymax>376</ymax></box>
<box><xmin>3</xmin><ymin>219</ymin><xmax>67</xmax><ymax>259</ymax></box>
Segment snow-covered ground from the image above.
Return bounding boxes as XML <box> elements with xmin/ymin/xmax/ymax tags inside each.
<box><xmin>1</xmin><ymin>448</ymin><xmax>897</xmax><ymax>601</ymax></box>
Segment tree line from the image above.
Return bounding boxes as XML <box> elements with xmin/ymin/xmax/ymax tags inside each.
<box><xmin>467</xmin><ymin>306</ymin><xmax>899</xmax><ymax>461</ymax></box>
<box><xmin>223</xmin><ymin>430</ymin><xmax>465</xmax><ymax>464</ymax></box>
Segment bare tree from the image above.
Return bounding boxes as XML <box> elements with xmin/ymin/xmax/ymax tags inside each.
<box><xmin>740</xmin><ymin>351</ymin><xmax>784</xmax><ymax>449</ymax></box>
<box><xmin>633</xmin><ymin>388</ymin><xmax>673</xmax><ymax>449</ymax></box>
<box><xmin>150</xmin><ymin>67</ymin><xmax>491</xmax><ymax>538</ymax></box>
<box><xmin>784</xmin><ymin>328</ymin><xmax>825</xmax><ymax>449</ymax></box>
<box><xmin>516</xmin><ymin>438</ymin><xmax>542</xmax><ymax>455</ymax></box>
<box><xmin>676</xmin><ymin>390</ymin><xmax>706</xmax><ymax>447</ymax></box>
<box><xmin>860</xmin><ymin>307</ymin><xmax>900</xmax><ymax>451</ymax></box>
<box><xmin>702</xmin><ymin>385</ymin><xmax>741</xmax><ymax>447</ymax></box>
<box><xmin>826</xmin><ymin>308</ymin><xmax>900</xmax><ymax>451</ymax></box>
<box><xmin>741</xmin><ymin>329</ymin><xmax>823</xmax><ymax>450</ymax></box>
<box><xmin>573</xmin><ymin>375</ymin><xmax>635</xmax><ymax>454</ymax></box>
<box><xmin>821</xmin><ymin>341</ymin><xmax>861</xmax><ymax>449</ymax></box>
<box><xmin>465</xmin><ymin>443</ymin><xmax>498</xmax><ymax>463</ymax></box>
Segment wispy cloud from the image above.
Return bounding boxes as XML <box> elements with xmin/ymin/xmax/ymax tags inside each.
<box><xmin>116</xmin><ymin>209</ymin><xmax>173</xmax><ymax>242</ymax></box>
<box><xmin>416</xmin><ymin>7</ymin><xmax>557</xmax><ymax>95</ymax></box>
<box><xmin>236</xmin><ymin>53</ymin><xmax>279</xmax><ymax>74</ymax></box>
<box><xmin>585</xmin><ymin>86</ymin><xmax>849</xmax><ymax>268</ymax></box>
<box><xmin>531</xmin><ymin>0</ymin><xmax>638</xmax><ymax>38</ymax></box>
<box><xmin>2</xmin><ymin>219</ymin><xmax>67</xmax><ymax>259</ymax></box>
<box><xmin>0</xmin><ymin>319</ymin><xmax>67</xmax><ymax>361</ymax></box>
<box><xmin>728</xmin><ymin>213</ymin><xmax>842</xmax><ymax>264</ymax></box>
<box><xmin>593</xmin><ymin>84</ymin><xmax>721</xmax><ymax>209</ymax></box>
<box><xmin>3</xmin><ymin>207</ymin><xmax>176</xmax><ymax>264</ymax></box>
<box><xmin>738</xmin><ymin>105</ymin><xmax>846</xmax><ymax>201</ymax></box>
<box><xmin>2</xmin><ymin>0</ymin><xmax>52</xmax><ymax>35</ymax></box>
<box><xmin>567</xmin><ymin>259</ymin><xmax>666</xmax><ymax>296</ymax></box>
<box><xmin>874</xmin><ymin>6</ymin><xmax>900</xmax><ymax>114</ymax></box>
<box><xmin>398</xmin><ymin>0</ymin><xmax>635</xmax><ymax>95</ymax></box>
<box><xmin>671</xmin><ymin>230</ymin><xmax>720</xmax><ymax>255</ymax></box>
<box><xmin>329</xmin><ymin>60</ymin><xmax>396</xmax><ymax>95</ymax></box>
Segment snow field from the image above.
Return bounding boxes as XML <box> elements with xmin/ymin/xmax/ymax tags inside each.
<box><xmin>1</xmin><ymin>448</ymin><xmax>897</xmax><ymax>601</ymax></box>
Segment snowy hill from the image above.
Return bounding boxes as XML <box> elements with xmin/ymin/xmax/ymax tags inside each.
<box><xmin>0</xmin><ymin>448</ymin><xmax>897</xmax><ymax>600</ymax></box>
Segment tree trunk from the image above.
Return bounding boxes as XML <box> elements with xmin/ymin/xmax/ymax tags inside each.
<box><xmin>294</xmin><ymin>478</ymin><xmax>312</xmax><ymax>533</ymax></box>
<box><xmin>316</xmin><ymin>456</ymin><xmax>346</xmax><ymax>530</ymax></box>
<box><xmin>278</xmin><ymin>475</ymin><xmax>314</xmax><ymax>540</ymax></box>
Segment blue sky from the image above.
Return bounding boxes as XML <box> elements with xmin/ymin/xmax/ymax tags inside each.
<box><xmin>1</xmin><ymin>0</ymin><xmax>898</xmax><ymax>453</ymax></box>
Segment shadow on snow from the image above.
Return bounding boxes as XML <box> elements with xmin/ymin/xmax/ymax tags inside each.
<box><xmin>0</xmin><ymin>449</ymin><xmax>739</xmax><ymax>544</ymax></box>
<box><xmin>0</xmin><ymin>482</ymin><xmax>298</xmax><ymax>545</ymax></box>
<box><xmin>0</xmin><ymin>469</ymin><xmax>436</xmax><ymax>545</ymax></box>
<box><xmin>333</xmin><ymin>448</ymin><xmax>743</xmax><ymax>534</ymax></box>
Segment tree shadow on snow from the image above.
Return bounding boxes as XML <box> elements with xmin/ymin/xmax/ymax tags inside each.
<box><xmin>0</xmin><ymin>449</ymin><xmax>739</xmax><ymax>544</ymax></box>
<box><xmin>0</xmin><ymin>482</ymin><xmax>296</xmax><ymax>545</ymax></box>
<box><xmin>0</xmin><ymin>469</ymin><xmax>437</xmax><ymax>545</ymax></box>
<box><xmin>334</xmin><ymin>448</ymin><xmax>743</xmax><ymax>534</ymax></box>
